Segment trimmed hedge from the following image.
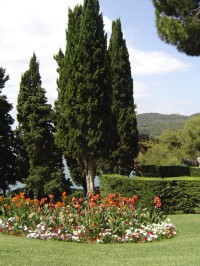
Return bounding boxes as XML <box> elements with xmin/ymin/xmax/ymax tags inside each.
<box><xmin>100</xmin><ymin>174</ymin><xmax>200</xmax><ymax>214</ymax></box>
<box><xmin>138</xmin><ymin>165</ymin><xmax>191</xmax><ymax>177</ymax></box>
<box><xmin>190</xmin><ymin>167</ymin><xmax>200</xmax><ymax>177</ymax></box>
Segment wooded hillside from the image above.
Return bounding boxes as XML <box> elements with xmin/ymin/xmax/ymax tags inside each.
<box><xmin>137</xmin><ymin>113</ymin><xmax>200</xmax><ymax>137</ymax></box>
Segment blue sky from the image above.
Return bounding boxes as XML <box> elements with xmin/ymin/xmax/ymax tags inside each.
<box><xmin>1</xmin><ymin>0</ymin><xmax>199</xmax><ymax>120</ymax></box>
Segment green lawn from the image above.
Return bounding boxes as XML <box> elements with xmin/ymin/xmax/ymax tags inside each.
<box><xmin>0</xmin><ymin>214</ymin><xmax>200</xmax><ymax>266</ymax></box>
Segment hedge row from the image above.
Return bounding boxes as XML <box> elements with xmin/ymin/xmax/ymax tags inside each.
<box><xmin>138</xmin><ymin>165</ymin><xmax>200</xmax><ymax>177</ymax></box>
<box><xmin>190</xmin><ymin>167</ymin><xmax>200</xmax><ymax>177</ymax></box>
<box><xmin>100</xmin><ymin>174</ymin><xmax>200</xmax><ymax>214</ymax></box>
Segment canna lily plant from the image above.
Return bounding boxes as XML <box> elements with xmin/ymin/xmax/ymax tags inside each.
<box><xmin>0</xmin><ymin>192</ymin><xmax>177</xmax><ymax>243</ymax></box>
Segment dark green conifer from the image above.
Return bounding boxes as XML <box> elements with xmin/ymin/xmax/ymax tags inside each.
<box><xmin>0</xmin><ymin>68</ymin><xmax>17</xmax><ymax>195</ymax></box>
<box><xmin>17</xmin><ymin>54</ymin><xmax>70</xmax><ymax>197</ymax></box>
<box><xmin>107</xmin><ymin>19</ymin><xmax>138</xmax><ymax>175</ymax></box>
<box><xmin>55</xmin><ymin>0</ymin><xmax>112</xmax><ymax>193</ymax></box>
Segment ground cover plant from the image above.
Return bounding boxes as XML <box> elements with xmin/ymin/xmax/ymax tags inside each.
<box><xmin>0</xmin><ymin>192</ymin><xmax>176</xmax><ymax>244</ymax></box>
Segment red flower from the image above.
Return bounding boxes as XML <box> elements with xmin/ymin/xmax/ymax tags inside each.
<box><xmin>40</xmin><ymin>197</ymin><xmax>47</xmax><ymax>205</ymax></box>
<box><xmin>154</xmin><ymin>196</ymin><xmax>162</xmax><ymax>208</ymax></box>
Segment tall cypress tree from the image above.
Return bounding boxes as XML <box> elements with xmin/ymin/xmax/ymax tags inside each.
<box><xmin>54</xmin><ymin>5</ymin><xmax>87</xmax><ymax>191</ymax></box>
<box><xmin>107</xmin><ymin>19</ymin><xmax>138</xmax><ymax>175</ymax></box>
<box><xmin>0</xmin><ymin>68</ymin><xmax>17</xmax><ymax>195</ymax></box>
<box><xmin>17</xmin><ymin>54</ymin><xmax>69</xmax><ymax>198</ymax></box>
<box><xmin>55</xmin><ymin>0</ymin><xmax>112</xmax><ymax>193</ymax></box>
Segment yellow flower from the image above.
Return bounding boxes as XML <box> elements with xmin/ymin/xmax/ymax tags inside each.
<box><xmin>69</xmin><ymin>218</ymin><xmax>74</xmax><ymax>224</ymax></box>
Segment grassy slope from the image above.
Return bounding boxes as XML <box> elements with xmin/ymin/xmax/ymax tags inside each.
<box><xmin>0</xmin><ymin>214</ymin><xmax>200</xmax><ymax>266</ymax></box>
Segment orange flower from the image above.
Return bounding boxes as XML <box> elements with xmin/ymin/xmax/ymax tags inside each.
<box><xmin>108</xmin><ymin>193</ymin><xmax>116</xmax><ymax>199</ymax></box>
<box><xmin>33</xmin><ymin>198</ymin><xmax>39</xmax><ymax>206</ymax></box>
<box><xmin>99</xmin><ymin>203</ymin><xmax>105</xmax><ymax>208</ymax></box>
<box><xmin>94</xmin><ymin>194</ymin><xmax>100</xmax><ymax>200</ymax></box>
<box><xmin>89</xmin><ymin>202</ymin><xmax>96</xmax><ymax>208</ymax></box>
<box><xmin>55</xmin><ymin>201</ymin><xmax>62</xmax><ymax>208</ymax></box>
<box><xmin>12</xmin><ymin>195</ymin><xmax>19</xmax><ymax>203</ymax></box>
<box><xmin>26</xmin><ymin>198</ymin><xmax>31</xmax><ymax>204</ymax></box>
<box><xmin>19</xmin><ymin>192</ymin><xmax>25</xmax><ymax>199</ymax></box>
<box><xmin>0</xmin><ymin>196</ymin><xmax>3</xmax><ymax>202</ymax></box>
<box><xmin>74</xmin><ymin>203</ymin><xmax>80</xmax><ymax>209</ymax></box>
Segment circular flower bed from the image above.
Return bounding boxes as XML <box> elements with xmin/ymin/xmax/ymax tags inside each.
<box><xmin>0</xmin><ymin>193</ymin><xmax>177</xmax><ymax>243</ymax></box>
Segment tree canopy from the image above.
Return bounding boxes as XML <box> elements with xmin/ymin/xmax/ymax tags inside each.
<box><xmin>152</xmin><ymin>0</ymin><xmax>200</xmax><ymax>56</ymax></box>
<box><xmin>137</xmin><ymin>114</ymin><xmax>200</xmax><ymax>166</ymax></box>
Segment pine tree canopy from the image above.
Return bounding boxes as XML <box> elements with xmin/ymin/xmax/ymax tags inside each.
<box><xmin>152</xmin><ymin>0</ymin><xmax>200</xmax><ymax>56</ymax></box>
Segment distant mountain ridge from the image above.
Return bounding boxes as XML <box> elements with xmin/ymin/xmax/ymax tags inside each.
<box><xmin>137</xmin><ymin>112</ymin><xmax>200</xmax><ymax>137</ymax></box>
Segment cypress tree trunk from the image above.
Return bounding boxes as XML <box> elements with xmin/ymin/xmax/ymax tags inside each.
<box><xmin>85</xmin><ymin>158</ymin><xmax>95</xmax><ymax>194</ymax></box>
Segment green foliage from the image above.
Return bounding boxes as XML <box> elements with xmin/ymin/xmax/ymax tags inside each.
<box><xmin>100</xmin><ymin>174</ymin><xmax>200</xmax><ymax>214</ymax></box>
<box><xmin>181</xmin><ymin>114</ymin><xmax>200</xmax><ymax>158</ymax></box>
<box><xmin>54</xmin><ymin>6</ymin><xmax>86</xmax><ymax>191</ymax></box>
<box><xmin>137</xmin><ymin>112</ymin><xmax>192</xmax><ymax>137</ymax></box>
<box><xmin>152</xmin><ymin>0</ymin><xmax>200</xmax><ymax>56</ymax></box>
<box><xmin>102</xmin><ymin>19</ymin><xmax>138</xmax><ymax>175</ymax></box>
<box><xmin>138</xmin><ymin>129</ymin><xmax>185</xmax><ymax>165</ymax></box>
<box><xmin>16</xmin><ymin>54</ymin><xmax>68</xmax><ymax>197</ymax></box>
<box><xmin>138</xmin><ymin>114</ymin><xmax>200</xmax><ymax>166</ymax></box>
<box><xmin>138</xmin><ymin>165</ymin><xmax>190</xmax><ymax>177</ymax></box>
<box><xmin>13</xmin><ymin>127</ymin><xmax>30</xmax><ymax>182</ymax></box>
<box><xmin>55</xmin><ymin>0</ymin><xmax>113</xmax><ymax>193</ymax></box>
<box><xmin>0</xmin><ymin>67</ymin><xmax>17</xmax><ymax>194</ymax></box>
<box><xmin>190</xmin><ymin>167</ymin><xmax>200</xmax><ymax>176</ymax></box>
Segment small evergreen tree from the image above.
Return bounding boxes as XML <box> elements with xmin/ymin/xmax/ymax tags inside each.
<box><xmin>105</xmin><ymin>19</ymin><xmax>138</xmax><ymax>175</ymax></box>
<box><xmin>17</xmin><ymin>54</ymin><xmax>70</xmax><ymax>198</ymax></box>
<box><xmin>0</xmin><ymin>68</ymin><xmax>17</xmax><ymax>195</ymax></box>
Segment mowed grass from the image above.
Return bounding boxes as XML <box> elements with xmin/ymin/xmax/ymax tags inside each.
<box><xmin>0</xmin><ymin>214</ymin><xmax>200</xmax><ymax>266</ymax></box>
